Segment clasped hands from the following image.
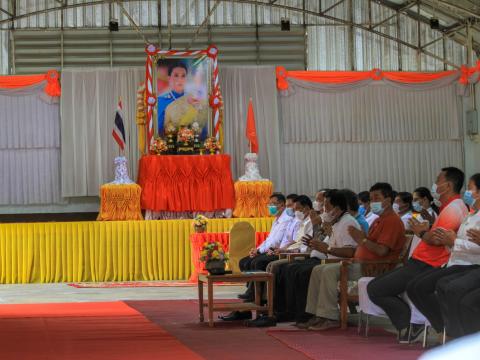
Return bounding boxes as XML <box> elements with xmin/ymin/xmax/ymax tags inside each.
<box><xmin>301</xmin><ymin>234</ymin><xmax>329</xmax><ymax>254</ymax></box>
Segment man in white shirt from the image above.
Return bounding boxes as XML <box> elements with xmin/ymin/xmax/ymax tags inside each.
<box><xmin>275</xmin><ymin>191</ymin><xmax>360</xmax><ymax>323</ymax></box>
<box><xmin>407</xmin><ymin>173</ymin><xmax>480</xmax><ymax>339</ymax></box>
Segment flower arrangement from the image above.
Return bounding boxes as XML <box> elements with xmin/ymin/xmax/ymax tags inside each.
<box><xmin>165</xmin><ymin>122</ymin><xmax>177</xmax><ymax>135</ymax></box>
<box><xmin>193</xmin><ymin>214</ymin><xmax>208</xmax><ymax>228</ymax></box>
<box><xmin>200</xmin><ymin>241</ymin><xmax>228</xmax><ymax>263</ymax></box>
<box><xmin>204</xmin><ymin>137</ymin><xmax>221</xmax><ymax>154</ymax></box>
<box><xmin>177</xmin><ymin>127</ymin><xmax>194</xmax><ymax>143</ymax></box>
<box><xmin>149</xmin><ymin>137</ymin><xmax>168</xmax><ymax>155</ymax></box>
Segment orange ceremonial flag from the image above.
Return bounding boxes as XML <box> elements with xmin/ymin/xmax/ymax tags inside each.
<box><xmin>245</xmin><ymin>98</ymin><xmax>259</xmax><ymax>153</ymax></box>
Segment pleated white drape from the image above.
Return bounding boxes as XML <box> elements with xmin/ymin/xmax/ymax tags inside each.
<box><xmin>0</xmin><ymin>85</ymin><xmax>62</xmax><ymax>205</ymax></box>
<box><xmin>60</xmin><ymin>68</ymin><xmax>144</xmax><ymax>197</ymax></box>
<box><xmin>280</xmin><ymin>81</ymin><xmax>464</xmax><ymax>194</ymax></box>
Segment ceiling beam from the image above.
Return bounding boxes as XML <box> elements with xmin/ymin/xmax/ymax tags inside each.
<box><xmin>0</xmin><ymin>7</ymin><xmax>13</xmax><ymax>18</ymax></box>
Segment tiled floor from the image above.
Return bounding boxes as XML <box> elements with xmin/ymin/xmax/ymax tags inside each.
<box><xmin>0</xmin><ymin>283</ymin><xmax>245</xmax><ymax>304</ymax></box>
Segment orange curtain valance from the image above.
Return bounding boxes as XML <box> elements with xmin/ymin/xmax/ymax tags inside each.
<box><xmin>0</xmin><ymin>70</ymin><xmax>61</xmax><ymax>97</ymax></box>
<box><xmin>276</xmin><ymin>60</ymin><xmax>480</xmax><ymax>90</ymax></box>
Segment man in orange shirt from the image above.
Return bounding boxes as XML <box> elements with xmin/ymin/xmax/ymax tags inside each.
<box><xmin>299</xmin><ymin>183</ymin><xmax>406</xmax><ymax>331</ymax></box>
<box><xmin>367</xmin><ymin>167</ymin><xmax>468</xmax><ymax>343</ymax></box>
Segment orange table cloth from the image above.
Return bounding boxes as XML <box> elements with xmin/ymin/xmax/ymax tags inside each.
<box><xmin>137</xmin><ymin>155</ymin><xmax>235</xmax><ymax>212</ymax></box>
<box><xmin>233</xmin><ymin>181</ymin><xmax>274</xmax><ymax>218</ymax></box>
<box><xmin>189</xmin><ymin>232</ymin><xmax>269</xmax><ymax>281</ymax></box>
<box><xmin>97</xmin><ymin>184</ymin><xmax>143</xmax><ymax>221</ymax></box>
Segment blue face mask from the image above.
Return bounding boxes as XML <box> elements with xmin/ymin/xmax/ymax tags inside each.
<box><xmin>412</xmin><ymin>201</ymin><xmax>423</xmax><ymax>212</ymax></box>
<box><xmin>268</xmin><ymin>205</ymin><xmax>278</xmax><ymax>216</ymax></box>
<box><xmin>285</xmin><ymin>207</ymin><xmax>294</xmax><ymax>217</ymax></box>
<box><xmin>463</xmin><ymin>191</ymin><xmax>476</xmax><ymax>207</ymax></box>
<box><xmin>358</xmin><ymin>205</ymin><xmax>366</xmax><ymax>216</ymax></box>
<box><xmin>370</xmin><ymin>202</ymin><xmax>384</xmax><ymax>215</ymax></box>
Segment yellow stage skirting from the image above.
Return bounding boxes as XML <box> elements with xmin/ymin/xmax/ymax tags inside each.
<box><xmin>0</xmin><ymin>218</ymin><xmax>273</xmax><ymax>284</ymax></box>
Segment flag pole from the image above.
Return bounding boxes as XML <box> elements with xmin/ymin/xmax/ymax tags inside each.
<box><xmin>249</xmin><ymin>97</ymin><xmax>252</xmax><ymax>153</ymax></box>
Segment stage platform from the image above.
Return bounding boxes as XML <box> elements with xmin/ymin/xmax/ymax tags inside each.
<box><xmin>0</xmin><ymin>218</ymin><xmax>273</xmax><ymax>284</ymax></box>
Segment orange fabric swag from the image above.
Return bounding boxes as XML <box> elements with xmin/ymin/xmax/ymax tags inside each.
<box><xmin>137</xmin><ymin>154</ymin><xmax>236</xmax><ymax>212</ymax></box>
<box><xmin>0</xmin><ymin>70</ymin><xmax>61</xmax><ymax>97</ymax></box>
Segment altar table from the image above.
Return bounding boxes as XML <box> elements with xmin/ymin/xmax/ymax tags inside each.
<box><xmin>137</xmin><ymin>155</ymin><xmax>235</xmax><ymax>212</ymax></box>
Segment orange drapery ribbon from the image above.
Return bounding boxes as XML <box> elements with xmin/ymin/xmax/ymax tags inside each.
<box><xmin>277</xmin><ymin>62</ymin><xmax>480</xmax><ymax>90</ymax></box>
<box><xmin>137</xmin><ymin>154</ymin><xmax>236</xmax><ymax>212</ymax></box>
<box><xmin>0</xmin><ymin>70</ymin><xmax>61</xmax><ymax>97</ymax></box>
<box><xmin>189</xmin><ymin>232</ymin><xmax>269</xmax><ymax>281</ymax></box>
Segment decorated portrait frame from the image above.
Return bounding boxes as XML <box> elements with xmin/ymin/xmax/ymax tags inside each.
<box><xmin>144</xmin><ymin>44</ymin><xmax>223</xmax><ymax>153</ymax></box>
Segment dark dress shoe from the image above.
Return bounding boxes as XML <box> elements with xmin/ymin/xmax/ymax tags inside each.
<box><xmin>237</xmin><ymin>292</ymin><xmax>253</xmax><ymax>300</ymax></box>
<box><xmin>244</xmin><ymin>315</ymin><xmax>277</xmax><ymax>327</ymax></box>
<box><xmin>219</xmin><ymin>311</ymin><xmax>252</xmax><ymax>321</ymax></box>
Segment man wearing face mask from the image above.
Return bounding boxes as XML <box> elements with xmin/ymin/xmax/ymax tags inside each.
<box><xmin>358</xmin><ymin>191</ymin><xmax>379</xmax><ymax>227</ymax></box>
<box><xmin>393</xmin><ymin>192</ymin><xmax>414</xmax><ymax>231</ymax></box>
<box><xmin>236</xmin><ymin>194</ymin><xmax>293</xmax><ymax>299</ymax></box>
<box><xmin>407</xmin><ymin>173</ymin><xmax>480</xmax><ymax>339</ymax></box>
<box><xmin>299</xmin><ymin>183</ymin><xmax>406</xmax><ymax>331</ymax></box>
<box><xmin>368</xmin><ymin>168</ymin><xmax>468</xmax><ymax>343</ymax></box>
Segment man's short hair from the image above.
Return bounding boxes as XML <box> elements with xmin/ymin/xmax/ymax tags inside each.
<box><xmin>397</xmin><ymin>192</ymin><xmax>413</xmax><ymax>209</ymax></box>
<box><xmin>270</xmin><ymin>193</ymin><xmax>286</xmax><ymax>204</ymax></box>
<box><xmin>358</xmin><ymin>191</ymin><xmax>370</xmax><ymax>203</ymax></box>
<box><xmin>286</xmin><ymin>193</ymin><xmax>298</xmax><ymax>202</ymax></box>
<box><xmin>328</xmin><ymin>190</ymin><xmax>348</xmax><ymax>212</ymax></box>
<box><xmin>369</xmin><ymin>183</ymin><xmax>394</xmax><ymax>203</ymax></box>
<box><xmin>340</xmin><ymin>189</ymin><xmax>359</xmax><ymax>212</ymax></box>
<box><xmin>470</xmin><ymin>173</ymin><xmax>480</xmax><ymax>191</ymax></box>
<box><xmin>168</xmin><ymin>60</ymin><xmax>188</xmax><ymax>76</ymax></box>
<box><xmin>295</xmin><ymin>195</ymin><xmax>313</xmax><ymax>209</ymax></box>
<box><xmin>442</xmin><ymin>167</ymin><xmax>465</xmax><ymax>194</ymax></box>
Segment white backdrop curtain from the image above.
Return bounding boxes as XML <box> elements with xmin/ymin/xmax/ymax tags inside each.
<box><xmin>61</xmin><ymin>68</ymin><xmax>144</xmax><ymax>197</ymax></box>
<box><xmin>0</xmin><ymin>84</ymin><xmax>62</xmax><ymax>204</ymax></box>
<box><xmin>221</xmin><ymin>65</ymin><xmax>283</xmax><ymax>189</ymax></box>
<box><xmin>280</xmin><ymin>81</ymin><xmax>464</xmax><ymax>194</ymax></box>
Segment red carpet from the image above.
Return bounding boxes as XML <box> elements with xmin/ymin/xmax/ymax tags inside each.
<box><xmin>68</xmin><ymin>281</ymin><xmax>237</xmax><ymax>288</ymax></box>
<box><xmin>128</xmin><ymin>300</ymin><xmax>425</xmax><ymax>360</ymax></box>
<box><xmin>0</xmin><ymin>301</ymin><xmax>203</xmax><ymax>360</ymax></box>
<box><xmin>267</xmin><ymin>328</ymin><xmax>424</xmax><ymax>360</ymax></box>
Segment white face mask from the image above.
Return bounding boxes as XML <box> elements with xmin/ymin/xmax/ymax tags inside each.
<box><xmin>295</xmin><ymin>211</ymin><xmax>306</xmax><ymax>221</ymax></box>
<box><xmin>312</xmin><ymin>201</ymin><xmax>322</xmax><ymax>212</ymax></box>
<box><xmin>320</xmin><ymin>211</ymin><xmax>335</xmax><ymax>223</ymax></box>
<box><xmin>392</xmin><ymin>203</ymin><xmax>400</xmax><ymax>214</ymax></box>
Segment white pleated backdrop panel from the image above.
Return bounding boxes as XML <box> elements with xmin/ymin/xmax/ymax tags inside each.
<box><xmin>0</xmin><ymin>90</ymin><xmax>61</xmax><ymax>204</ymax></box>
<box><xmin>280</xmin><ymin>82</ymin><xmax>464</xmax><ymax>195</ymax></box>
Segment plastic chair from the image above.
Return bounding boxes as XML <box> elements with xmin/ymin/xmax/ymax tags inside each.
<box><xmin>228</xmin><ymin>222</ymin><xmax>255</xmax><ymax>273</ymax></box>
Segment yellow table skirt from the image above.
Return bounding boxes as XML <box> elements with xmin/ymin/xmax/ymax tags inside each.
<box><xmin>0</xmin><ymin>218</ymin><xmax>273</xmax><ymax>284</ymax></box>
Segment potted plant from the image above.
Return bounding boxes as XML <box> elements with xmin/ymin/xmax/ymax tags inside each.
<box><xmin>149</xmin><ymin>137</ymin><xmax>168</xmax><ymax>155</ymax></box>
<box><xmin>204</xmin><ymin>136</ymin><xmax>221</xmax><ymax>155</ymax></box>
<box><xmin>200</xmin><ymin>241</ymin><xmax>228</xmax><ymax>275</ymax></box>
<box><xmin>193</xmin><ymin>214</ymin><xmax>208</xmax><ymax>233</ymax></box>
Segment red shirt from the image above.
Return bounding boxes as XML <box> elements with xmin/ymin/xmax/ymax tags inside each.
<box><xmin>355</xmin><ymin>210</ymin><xmax>406</xmax><ymax>261</ymax></box>
<box><xmin>412</xmin><ymin>195</ymin><xmax>468</xmax><ymax>267</ymax></box>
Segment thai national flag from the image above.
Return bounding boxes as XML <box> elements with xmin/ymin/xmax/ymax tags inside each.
<box><xmin>112</xmin><ymin>100</ymin><xmax>126</xmax><ymax>151</ymax></box>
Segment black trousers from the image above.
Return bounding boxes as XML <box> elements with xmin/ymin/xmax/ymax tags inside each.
<box><xmin>407</xmin><ymin>265</ymin><xmax>477</xmax><ymax>333</ymax></box>
<box><xmin>367</xmin><ymin>258</ymin><xmax>433</xmax><ymax>331</ymax></box>
<box><xmin>459</xmin><ymin>287</ymin><xmax>480</xmax><ymax>336</ymax></box>
<box><xmin>275</xmin><ymin>258</ymin><xmax>321</xmax><ymax>322</ymax></box>
<box><xmin>239</xmin><ymin>254</ymin><xmax>279</xmax><ymax>296</ymax></box>
<box><xmin>437</xmin><ymin>267</ymin><xmax>480</xmax><ymax>337</ymax></box>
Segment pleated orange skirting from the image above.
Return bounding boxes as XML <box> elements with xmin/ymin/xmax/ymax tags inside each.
<box><xmin>233</xmin><ymin>180</ymin><xmax>274</xmax><ymax>218</ymax></box>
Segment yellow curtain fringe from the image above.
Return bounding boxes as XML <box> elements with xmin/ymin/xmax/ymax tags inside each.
<box><xmin>0</xmin><ymin>218</ymin><xmax>273</xmax><ymax>284</ymax></box>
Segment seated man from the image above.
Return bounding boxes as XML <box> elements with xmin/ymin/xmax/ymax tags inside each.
<box><xmin>299</xmin><ymin>182</ymin><xmax>406</xmax><ymax>330</ymax></box>
<box><xmin>274</xmin><ymin>190</ymin><xmax>360</xmax><ymax>323</ymax></box>
<box><xmin>367</xmin><ymin>167</ymin><xmax>467</xmax><ymax>343</ymax></box>
<box><xmin>237</xmin><ymin>193</ymin><xmax>294</xmax><ymax>299</ymax></box>
<box><xmin>407</xmin><ymin>173</ymin><xmax>480</xmax><ymax>339</ymax></box>
<box><xmin>358</xmin><ymin>190</ymin><xmax>379</xmax><ymax>226</ymax></box>
<box><xmin>394</xmin><ymin>192</ymin><xmax>414</xmax><ymax>231</ymax></box>
<box><xmin>343</xmin><ymin>189</ymin><xmax>369</xmax><ymax>234</ymax></box>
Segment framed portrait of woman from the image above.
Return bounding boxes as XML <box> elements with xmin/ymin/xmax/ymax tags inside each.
<box><xmin>154</xmin><ymin>56</ymin><xmax>212</xmax><ymax>140</ymax></box>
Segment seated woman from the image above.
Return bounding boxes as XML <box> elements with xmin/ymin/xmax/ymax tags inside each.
<box><xmin>412</xmin><ymin>186</ymin><xmax>438</xmax><ymax>225</ymax></box>
<box><xmin>394</xmin><ymin>192</ymin><xmax>413</xmax><ymax>231</ymax></box>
